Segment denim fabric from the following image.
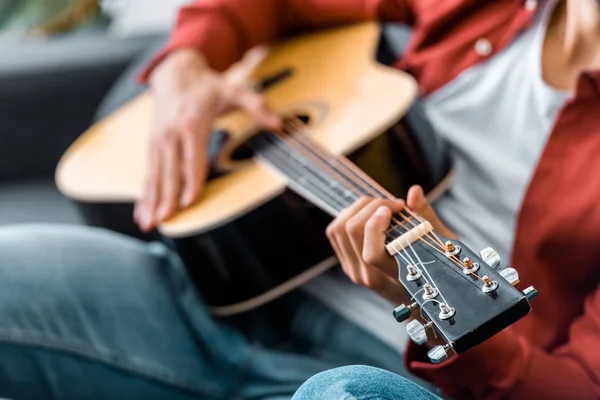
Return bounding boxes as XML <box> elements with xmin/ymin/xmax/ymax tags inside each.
<box><xmin>292</xmin><ymin>366</ymin><xmax>441</xmax><ymax>400</ymax></box>
<box><xmin>0</xmin><ymin>224</ymin><xmax>411</xmax><ymax>399</ymax></box>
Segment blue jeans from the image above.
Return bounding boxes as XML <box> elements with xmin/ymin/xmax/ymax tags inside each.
<box><xmin>293</xmin><ymin>366</ymin><xmax>441</xmax><ymax>400</ymax></box>
<box><xmin>0</xmin><ymin>224</ymin><xmax>412</xmax><ymax>399</ymax></box>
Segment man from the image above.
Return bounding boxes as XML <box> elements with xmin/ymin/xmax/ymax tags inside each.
<box><xmin>0</xmin><ymin>0</ymin><xmax>598</xmax><ymax>399</ymax></box>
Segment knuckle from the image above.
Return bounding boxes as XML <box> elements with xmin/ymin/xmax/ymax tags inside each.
<box><xmin>325</xmin><ymin>222</ymin><xmax>337</xmax><ymax>239</ymax></box>
<box><xmin>365</xmin><ymin>215</ymin><xmax>380</xmax><ymax>229</ymax></box>
<box><xmin>348</xmin><ymin>272</ymin><xmax>362</xmax><ymax>286</ymax></box>
<box><xmin>158</xmin><ymin>129</ymin><xmax>177</xmax><ymax>144</ymax></box>
<box><xmin>362</xmin><ymin>249</ymin><xmax>382</xmax><ymax>266</ymax></box>
<box><xmin>345</xmin><ymin>218</ymin><xmax>362</xmax><ymax>235</ymax></box>
<box><xmin>362</xmin><ymin>249</ymin><xmax>379</xmax><ymax>265</ymax></box>
<box><xmin>363</xmin><ymin>273</ymin><xmax>377</xmax><ymax>289</ymax></box>
<box><xmin>363</xmin><ymin>275</ymin><xmax>380</xmax><ymax>290</ymax></box>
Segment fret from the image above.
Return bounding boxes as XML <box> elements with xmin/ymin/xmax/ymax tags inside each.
<box><xmin>249</xmin><ymin>133</ymin><xmax>357</xmax><ymax>214</ymax></box>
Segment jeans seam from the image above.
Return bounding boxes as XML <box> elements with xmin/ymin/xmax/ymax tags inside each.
<box><xmin>0</xmin><ymin>329</ymin><xmax>224</xmax><ymax>398</ymax></box>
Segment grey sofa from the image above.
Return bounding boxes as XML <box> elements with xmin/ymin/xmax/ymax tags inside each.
<box><xmin>0</xmin><ymin>31</ymin><xmax>163</xmax><ymax>225</ymax></box>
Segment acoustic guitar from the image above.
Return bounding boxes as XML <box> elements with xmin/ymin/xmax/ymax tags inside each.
<box><xmin>56</xmin><ymin>22</ymin><xmax>537</xmax><ymax>363</ymax></box>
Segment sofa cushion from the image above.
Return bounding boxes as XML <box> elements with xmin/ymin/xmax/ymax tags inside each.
<box><xmin>0</xmin><ymin>179</ymin><xmax>82</xmax><ymax>225</ymax></box>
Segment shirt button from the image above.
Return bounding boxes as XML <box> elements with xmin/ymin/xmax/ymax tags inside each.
<box><xmin>474</xmin><ymin>38</ymin><xmax>492</xmax><ymax>57</ymax></box>
<box><xmin>524</xmin><ymin>0</ymin><xmax>538</xmax><ymax>11</ymax></box>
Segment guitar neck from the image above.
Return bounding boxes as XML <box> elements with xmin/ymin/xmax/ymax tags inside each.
<box><xmin>247</xmin><ymin>125</ymin><xmax>418</xmax><ymax>242</ymax></box>
<box><xmin>249</xmin><ymin>129</ymin><xmax>381</xmax><ymax>215</ymax></box>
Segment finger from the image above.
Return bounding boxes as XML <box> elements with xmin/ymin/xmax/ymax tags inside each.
<box><xmin>407</xmin><ymin>185</ymin><xmax>428</xmax><ymax>214</ymax></box>
<box><xmin>235</xmin><ymin>90</ymin><xmax>281</xmax><ymax>129</ymax></box>
<box><xmin>346</xmin><ymin>199</ymin><xmax>401</xmax><ymax>285</ymax></box>
<box><xmin>328</xmin><ymin>234</ymin><xmax>359</xmax><ymax>282</ymax></box>
<box><xmin>224</xmin><ymin>46</ymin><xmax>269</xmax><ymax>86</ymax></box>
<box><xmin>137</xmin><ymin>144</ymin><xmax>162</xmax><ymax>232</ymax></box>
<box><xmin>180</xmin><ymin>117</ymin><xmax>211</xmax><ymax>207</ymax></box>
<box><xmin>407</xmin><ymin>185</ymin><xmax>456</xmax><ymax>238</ymax></box>
<box><xmin>326</xmin><ymin>197</ymin><xmax>373</xmax><ymax>282</ymax></box>
<box><xmin>156</xmin><ymin>134</ymin><xmax>181</xmax><ymax>222</ymax></box>
<box><xmin>362</xmin><ymin>205</ymin><xmax>399</xmax><ymax>278</ymax></box>
<box><xmin>346</xmin><ymin>198</ymin><xmax>405</xmax><ymax>248</ymax></box>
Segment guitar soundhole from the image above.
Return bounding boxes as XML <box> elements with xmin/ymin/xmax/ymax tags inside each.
<box><xmin>230</xmin><ymin>114</ymin><xmax>311</xmax><ymax>161</ymax></box>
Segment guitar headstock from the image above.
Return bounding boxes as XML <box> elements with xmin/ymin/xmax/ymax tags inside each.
<box><xmin>388</xmin><ymin>225</ymin><xmax>537</xmax><ymax>364</ymax></box>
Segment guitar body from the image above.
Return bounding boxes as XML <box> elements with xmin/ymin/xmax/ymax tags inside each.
<box><xmin>56</xmin><ymin>23</ymin><xmax>445</xmax><ymax>314</ymax></box>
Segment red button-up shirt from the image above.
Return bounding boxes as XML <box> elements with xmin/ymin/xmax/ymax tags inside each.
<box><xmin>141</xmin><ymin>1</ymin><xmax>600</xmax><ymax>399</ymax></box>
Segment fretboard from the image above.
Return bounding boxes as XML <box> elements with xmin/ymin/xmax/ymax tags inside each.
<box><xmin>247</xmin><ymin>129</ymin><xmax>418</xmax><ymax>243</ymax></box>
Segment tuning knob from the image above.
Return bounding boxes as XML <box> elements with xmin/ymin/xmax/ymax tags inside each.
<box><xmin>523</xmin><ymin>286</ymin><xmax>539</xmax><ymax>302</ymax></box>
<box><xmin>427</xmin><ymin>344</ymin><xmax>451</xmax><ymax>364</ymax></box>
<box><xmin>406</xmin><ymin>320</ymin><xmax>432</xmax><ymax>345</ymax></box>
<box><xmin>393</xmin><ymin>302</ymin><xmax>418</xmax><ymax>323</ymax></box>
<box><xmin>479</xmin><ymin>247</ymin><xmax>502</xmax><ymax>271</ymax></box>
<box><xmin>499</xmin><ymin>267</ymin><xmax>520</xmax><ymax>285</ymax></box>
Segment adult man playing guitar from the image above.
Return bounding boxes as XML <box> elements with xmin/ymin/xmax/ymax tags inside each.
<box><xmin>0</xmin><ymin>0</ymin><xmax>599</xmax><ymax>399</ymax></box>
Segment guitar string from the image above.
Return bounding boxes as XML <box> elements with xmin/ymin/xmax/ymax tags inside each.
<box><xmin>284</xmin><ymin>119</ymin><xmax>455</xmax><ymax>251</ymax></box>
<box><xmin>272</xmin><ymin>125</ymin><xmax>454</xmax><ymax>298</ymax></box>
<box><xmin>250</xmin><ymin>136</ymin><xmax>350</xmax><ymax>214</ymax></box>
<box><xmin>286</xmin><ymin>118</ymin><xmax>465</xmax><ymax>259</ymax></box>
<box><xmin>277</xmin><ymin>122</ymin><xmax>440</xmax><ymax>245</ymax></box>
<box><xmin>250</xmin><ymin>127</ymin><xmax>485</xmax><ymax>297</ymax></box>
<box><xmin>285</xmin><ymin>121</ymin><xmax>429</xmax><ymax>233</ymax></box>
<box><xmin>391</xmin><ymin>240</ymin><xmax>434</xmax><ymax>287</ymax></box>
<box><xmin>267</xmin><ymin>124</ymin><xmax>466</xmax><ymax>273</ymax></box>
<box><xmin>287</xmin><ymin>119</ymin><xmax>448</xmax><ymax>247</ymax></box>
<box><xmin>386</xmin><ymin>228</ymin><xmax>449</xmax><ymax>307</ymax></box>
<box><xmin>250</xmin><ymin>130</ymin><xmax>484</xmax><ymax>305</ymax></box>
<box><xmin>286</xmin><ymin>119</ymin><xmax>463</xmax><ymax>256</ymax></box>
<box><xmin>285</xmin><ymin>119</ymin><xmax>485</xmax><ymax>283</ymax></box>
<box><xmin>253</xmin><ymin>132</ymin><xmax>412</xmax><ymax>237</ymax></box>
<box><xmin>404</xmin><ymin>236</ymin><xmax>451</xmax><ymax>307</ymax></box>
<box><xmin>281</xmin><ymin>120</ymin><xmax>484</xmax><ymax>282</ymax></box>
<box><xmin>259</xmin><ymin>133</ymin><xmax>354</xmax><ymax>209</ymax></box>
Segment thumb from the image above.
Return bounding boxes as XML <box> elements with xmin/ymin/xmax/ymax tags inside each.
<box><xmin>235</xmin><ymin>90</ymin><xmax>281</xmax><ymax>129</ymax></box>
<box><xmin>407</xmin><ymin>185</ymin><xmax>456</xmax><ymax>239</ymax></box>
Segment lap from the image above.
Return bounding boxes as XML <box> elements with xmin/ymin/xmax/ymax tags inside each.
<box><xmin>0</xmin><ymin>224</ymin><xmax>419</xmax><ymax>399</ymax></box>
<box><xmin>0</xmin><ymin>224</ymin><xmax>228</xmax><ymax>399</ymax></box>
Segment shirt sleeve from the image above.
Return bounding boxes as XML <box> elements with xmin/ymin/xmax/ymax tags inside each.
<box><xmin>138</xmin><ymin>0</ymin><xmax>415</xmax><ymax>81</ymax></box>
<box><xmin>405</xmin><ymin>288</ymin><xmax>600</xmax><ymax>400</ymax></box>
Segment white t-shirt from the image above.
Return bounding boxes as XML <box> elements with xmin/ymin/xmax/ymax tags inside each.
<box><xmin>302</xmin><ymin>0</ymin><xmax>571</xmax><ymax>353</ymax></box>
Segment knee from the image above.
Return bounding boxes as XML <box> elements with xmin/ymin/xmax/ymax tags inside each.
<box><xmin>293</xmin><ymin>365</ymin><xmax>438</xmax><ymax>400</ymax></box>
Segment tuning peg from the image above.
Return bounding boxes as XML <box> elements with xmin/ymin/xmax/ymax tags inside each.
<box><xmin>427</xmin><ymin>344</ymin><xmax>451</xmax><ymax>364</ymax></box>
<box><xmin>406</xmin><ymin>320</ymin><xmax>433</xmax><ymax>345</ymax></box>
<box><xmin>523</xmin><ymin>286</ymin><xmax>538</xmax><ymax>302</ymax></box>
<box><xmin>479</xmin><ymin>247</ymin><xmax>502</xmax><ymax>271</ymax></box>
<box><xmin>393</xmin><ymin>302</ymin><xmax>418</xmax><ymax>323</ymax></box>
<box><xmin>499</xmin><ymin>267</ymin><xmax>520</xmax><ymax>285</ymax></box>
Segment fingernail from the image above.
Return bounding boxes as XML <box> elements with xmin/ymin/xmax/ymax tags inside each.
<box><xmin>375</xmin><ymin>206</ymin><xmax>389</xmax><ymax>216</ymax></box>
<box><xmin>158</xmin><ymin>205</ymin><xmax>170</xmax><ymax>220</ymax></box>
<box><xmin>139</xmin><ymin>218</ymin><xmax>149</xmax><ymax>232</ymax></box>
<box><xmin>180</xmin><ymin>193</ymin><xmax>192</xmax><ymax>208</ymax></box>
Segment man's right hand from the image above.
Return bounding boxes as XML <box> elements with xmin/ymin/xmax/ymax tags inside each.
<box><xmin>134</xmin><ymin>49</ymin><xmax>281</xmax><ymax>232</ymax></box>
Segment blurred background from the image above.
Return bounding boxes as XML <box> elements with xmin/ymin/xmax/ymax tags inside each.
<box><xmin>0</xmin><ymin>0</ymin><xmax>187</xmax><ymax>226</ymax></box>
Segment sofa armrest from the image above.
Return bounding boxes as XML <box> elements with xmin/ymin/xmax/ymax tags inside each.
<box><xmin>0</xmin><ymin>33</ymin><xmax>161</xmax><ymax>182</ymax></box>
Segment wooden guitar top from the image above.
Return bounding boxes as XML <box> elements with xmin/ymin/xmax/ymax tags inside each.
<box><xmin>56</xmin><ymin>22</ymin><xmax>418</xmax><ymax>237</ymax></box>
